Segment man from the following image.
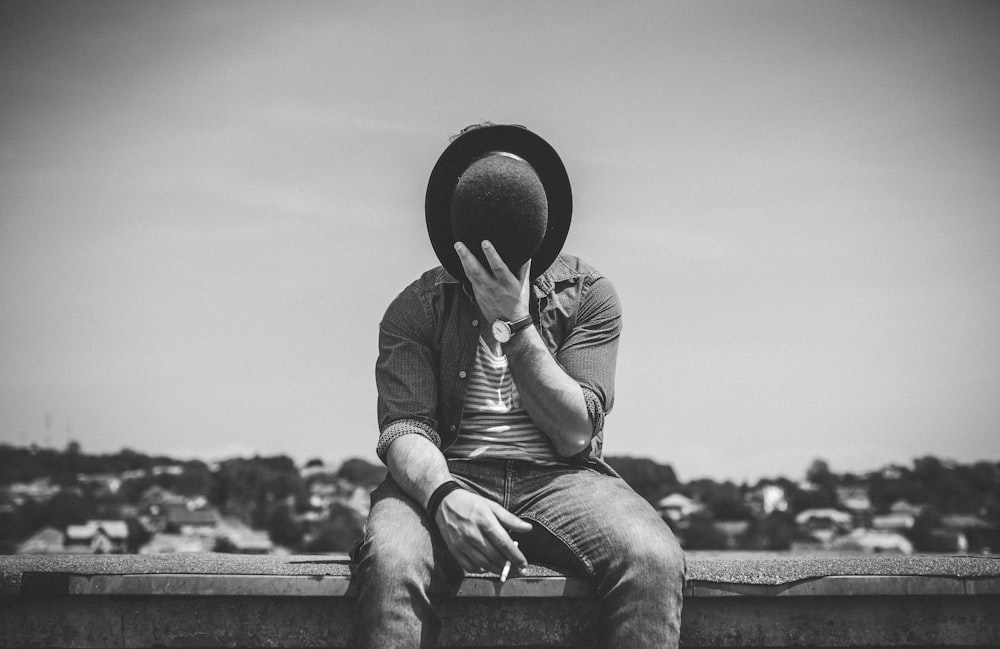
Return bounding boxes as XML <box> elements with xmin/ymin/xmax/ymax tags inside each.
<box><xmin>351</xmin><ymin>123</ymin><xmax>685</xmax><ymax>648</ymax></box>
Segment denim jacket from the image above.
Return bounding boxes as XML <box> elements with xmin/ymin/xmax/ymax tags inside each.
<box><xmin>375</xmin><ymin>254</ymin><xmax>622</xmax><ymax>472</ymax></box>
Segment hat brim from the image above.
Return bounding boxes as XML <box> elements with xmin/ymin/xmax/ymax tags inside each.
<box><xmin>425</xmin><ymin>125</ymin><xmax>572</xmax><ymax>283</ymax></box>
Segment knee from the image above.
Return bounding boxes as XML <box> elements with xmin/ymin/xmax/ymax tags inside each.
<box><xmin>356</xmin><ymin>529</ymin><xmax>433</xmax><ymax>586</ymax></box>
<box><xmin>354</xmin><ymin>487</ymin><xmax>439</xmax><ymax>588</ymax></box>
<box><xmin>618</xmin><ymin>525</ymin><xmax>686</xmax><ymax>587</ymax></box>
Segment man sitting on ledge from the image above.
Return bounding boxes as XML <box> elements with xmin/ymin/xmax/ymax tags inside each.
<box><xmin>350</xmin><ymin>123</ymin><xmax>686</xmax><ymax>648</ymax></box>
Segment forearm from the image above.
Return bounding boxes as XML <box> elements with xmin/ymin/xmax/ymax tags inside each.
<box><xmin>505</xmin><ymin>327</ymin><xmax>592</xmax><ymax>457</ymax></box>
<box><xmin>451</xmin><ymin>239</ymin><xmax>597</xmax><ymax>457</ymax></box>
<box><xmin>385</xmin><ymin>432</ymin><xmax>453</xmax><ymax>508</ymax></box>
<box><xmin>385</xmin><ymin>427</ymin><xmax>533</xmax><ymax>574</ymax></box>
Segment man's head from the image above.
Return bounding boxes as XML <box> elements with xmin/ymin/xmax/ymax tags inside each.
<box><xmin>425</xmin><ymin>123</ymin><xmax>572</xmax><ymax>283</ymax></box>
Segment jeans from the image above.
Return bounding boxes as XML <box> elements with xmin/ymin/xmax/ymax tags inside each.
<box><xmin>350</xmin><ymin>459</ymin><xmax>686</xmax><ymax>648</ymax></box>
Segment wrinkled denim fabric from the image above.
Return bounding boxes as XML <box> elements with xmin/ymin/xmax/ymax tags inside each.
<box><xmin>351</xmin><ymin>459</ymin><xmax>686</xmax><ymax>649</ymax></box>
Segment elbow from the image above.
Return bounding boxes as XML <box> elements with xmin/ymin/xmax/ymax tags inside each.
<box><xmin>553</xmin><ymin>430</ymin><xmax>592</xmax><ymax>458</ymax></box>
<box><xmin>550</xmin><ymin>399</ymin><xmax>595</xmax><ymax>458</ymax></box>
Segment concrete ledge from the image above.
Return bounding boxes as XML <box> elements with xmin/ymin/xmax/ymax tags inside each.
<box><xmin>26</xmin><ymin>572</ymin><xmax>593</xmax><ymax>599</ymax></box>
<box><xmin>2</xmin><ymin>552</ymin><xmax>999</xmax><ymax>647</ymax></box>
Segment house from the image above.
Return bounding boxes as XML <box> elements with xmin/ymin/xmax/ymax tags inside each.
<box><xmin>878</xmin><ymin>464</ymin><xmax>906</xmax><ymax>480</ymax></box>
<box><xmin>795</xmin><ymin>508</ymin><xmax>853</xmax><ymax>543</ymax></box>
<box><xmin>940</xmin><ymin>513</ymin><xmax>994</xmax><ymax>531</ymax></box>
<box><xmin>836</xmin><ymin>486</ymin><xmax>872</xmax><ymax>528</ymax></box>
<box><xmin>140</xmin><ymin>503</ymin><xmax>221</xmax><ymax>553</ymax></box>
<box><xmin>927</xmin><ymin>528</ymin><xmax>969</xmax><ymax>553</ymax></box>
<box><xmin>3</xmin><ymin>478</ymin><xmax>60</xmax><ymax>507</ymax></box>
<box><xmin>140</xmin><ymin>485</ymin><xmax>187</xmax><ymax>509</ymax></box>
<box><xmin>745</xmin><ymin>483</ymin><xmax>788</xmax><ymax>516</ymax></box>
<box><xmin>162</xmin><ymin>504</ymin><xmax>219</xmax><ymax>534</ymax></box>
<box><xmin>76</xmin><ymin>473</ymin><xmax>122</xmax><ymax>496</ymax></box>
<box><xmin>872</xmin><ymin>512</ymin><xmax>916</xmax><ymax>532</ymax></box>
<box><xmin>64</xmin><ymin>520</ymin><xmax>129</xmax><ymax>554</ymax></box>
<box><xmin>16</xmin><ymin>527</ymin><xmax>66</xmax><ymax>554</ymax></box>
<box><xmin>215</xmin><ymin>518</ymin><xmax>275</xmax><ymax>554</ymax></box>
<box><xmin>656</xmin><ymin>493</ymin><xmax>703</xmax><ymax>524</ymax></box>
<box><xmin>139</xmin><ymin>533</ymin><xmax>216</xmax><ymax>554</ymax></box>
<box><xmin>836</xmin><ymin>485</ymin><xmax>871</xmax><ymax>512</ymax></box>
<box><xmin>831</xmin><ymin>529</ymin><xmax>914</xmax><ymax>554</ymax></box>
<box><xmin>795</xmin><ymin>508</ymin><xmax>853</xmax><ymax>527</ymax></box>
<box><xmin>940</xmin><ymin>514</ymin><xmax>998</xmax><ymax>554</ymax></box>
<box><xmin>301</xmin><ymin>462</ymin><xmax>337</xmax><ymax>480</ymax></box>
<box><xmin>713</xmin><ymin>520</ymin><xmax>752</xmax><ymax>550</ymax></box>
<box><xmin>889</xmin><ymin>500</ymin><xmax>923</xmax><ymax>516</ymax></box>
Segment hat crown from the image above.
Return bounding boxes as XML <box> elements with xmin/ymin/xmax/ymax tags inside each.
<box><xmin>425</xmin><ymin>123</ymin><xmax>571</xmax><ymax>283</ymax></box>
<box><xmin>449</xmin><ymin>153</ymin><xmax>548</xmax><ymax>273</ymax></box>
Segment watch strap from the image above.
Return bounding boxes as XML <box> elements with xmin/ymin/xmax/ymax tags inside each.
<box><xmin>508</xmin><ymin>314</ymin><xmax>534</xmax><ymax>333</ymax></box>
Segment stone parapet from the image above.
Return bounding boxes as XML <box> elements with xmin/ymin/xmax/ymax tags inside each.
<box><xmin>1</xmin><ymin>552</ymin><xmax>998</xmax><ymax>647</ymax></box>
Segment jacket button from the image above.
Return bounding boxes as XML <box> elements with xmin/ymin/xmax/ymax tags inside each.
<box><xmin>472</xmin><ymin>319</ymin><xmax>479</xmax><ymax>327</ymax></box>
<box><xmin>449</xmin><ymin>425</ymin><xmax>456</xmax><ymax>432</ymax></box>
<box><xmin>458</xmin><ymin>370</ymin><xmax>467</xmax><ymax>379</ymax></box>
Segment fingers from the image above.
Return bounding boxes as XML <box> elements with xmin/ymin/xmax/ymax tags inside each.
<box><xmin>454</xmin><ymin>241</ymin><xmax>490</xmax><ymax>284</ymax></box>
<box><xmin>516</xmin><ymin>259</ymin><xmax>531</xmax><ymax>284</ymax></box>
<box><xmin>447</xmin><ymin>529</ymin><xmax>507</xmax><ymax>573</ymax></box>
<box><xmin>437</xmin><ymin>490</ymin><xmax>527</xmax><ymax>574</ymax></box>
<box><xmin>483</xmin><ymin>525</ymin><xmax>528</xmax><ymax>570</ymax></box>
<box><xmin>515</xmin><ymin>259</ymin><xmax>531</xmax><ymax>304</ymax></box>
<box><xmin>490</xmin><ymin>503</ymin><xmax>533</xmax><ymax>534</ymax></box>
<box><xmin>487</xmin><ymin>504</ymin><xmax>531</xmax><ymax>571</ymax></box>
<box><xmin>455</xmin><ymin>240</ymin><xmax>517</xmax><ymax>282</ymax></box>
<box><xmin>480</xmin><ymin>240</ymin><xmax>513</xmax><ymax>279</ymax></box>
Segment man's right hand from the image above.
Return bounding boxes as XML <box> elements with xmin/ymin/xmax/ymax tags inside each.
<box><xmin>434</xmin><ymin>489</ymin><xmax>532</xmax><ymax>575</ymax></box>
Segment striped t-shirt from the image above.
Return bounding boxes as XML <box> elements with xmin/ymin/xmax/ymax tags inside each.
<box><xmin>446</xmin><ymin>337</ymin><xmax>562</xmax><ymax>464</ymax></box>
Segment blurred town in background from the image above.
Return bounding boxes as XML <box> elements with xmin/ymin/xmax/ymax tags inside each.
<box><xmin>2</xmin><ymin>443</ymin><xmax>998</xmax><ymax>556</ymax></box>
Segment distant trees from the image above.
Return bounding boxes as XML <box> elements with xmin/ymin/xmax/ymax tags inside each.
<box><xmin>0</xmin><ymin>444</ymin><xmax>178</xmax><ymax>486</ymax></box>
<box><xmin>866</xmin><ymin>457</ymin><xmax>1000</xmax><ymax>525</ymax></box>
<box><xmin>747</xmin><ymin>512</ymin><xmax>798</xmax><ymax>551</ymax></box>
<box><xmin>678</xmin><ymin>513</ymin><xmax>729</xmax><ymax>550</ymax></box>
<box><xmin>336</xmin><ymin>458</ymin><xmax>387</xmax><ymax>488</ymax></box>
<box><xmin>806</xmin><ymin>459</ymin><xmax>834</xmax><ymax>486</ymax></box>
<box><xmin>0</xmin><ymin>444</ymin><xmax>390</xmax><ymax>553</ymax></box>
<box><xmin>606</xmin><ymin>456</ymin><xmax>679</xmax><ymax>503</ymax></box>
<box><xmin>209</xmin><ymin>456</ymin><xmax>308</xmax><ymax>528</ymax></box>
<box><xmin>304</xmin><ymin>503</ymin><xmax>365</xmax><ymax>553</ymax></box>
<box><xmin>4</xmin><ymin>443</ymin><xmax>999</xmax><ymax>555</ymax></box>
<box><xmin>267</xmin><ymin>503</ymin><xmax>304</xmax><ymax>548</ymax></box>
<box><xmin>608</xmin><ymin>453</ymin><xmax>1000</xmax><ymax>552</ymax></box>
<box><xmin>40</xmin><ymin>490</ymin><xmax>95</xmax><ymax>529</ymax></box>
<box><xmin>685</xmin><ymin>478</ymin><xmax>753</xmax><ymax>521</ymax></box>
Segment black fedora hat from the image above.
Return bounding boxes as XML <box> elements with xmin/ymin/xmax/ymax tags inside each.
<box><xmin>425</xmin><ymin>124</ymin><xmax>572</xmax><ymax>283</ymax></box>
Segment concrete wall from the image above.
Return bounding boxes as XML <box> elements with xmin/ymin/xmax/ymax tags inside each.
<box><xmin>1</xmin><ymin>553</ymin><xmax>998</xmax><ymax>648</ymax></box>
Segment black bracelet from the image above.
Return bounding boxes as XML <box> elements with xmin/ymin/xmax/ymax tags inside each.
<box><xmin>426</xmin><ymin>480</ymin><xmax>464</xmax><ymax>523</ymax></box>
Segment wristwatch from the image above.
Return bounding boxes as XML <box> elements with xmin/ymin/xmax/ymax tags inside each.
<box><xmin>492</xmin><ymin>314</ymin><xmax>533</xmax><ymax>344</ymax></box>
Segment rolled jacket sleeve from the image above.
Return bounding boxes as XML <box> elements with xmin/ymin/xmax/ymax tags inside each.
<box><xmin>375</xmin><ymin>282</ymin><xmax>442</xmax><ymax>463</ymax></box>
<box><xmin>554</xmin><ymin>273</ymin><xmax>622</xmax><ymax>436</ymax></box>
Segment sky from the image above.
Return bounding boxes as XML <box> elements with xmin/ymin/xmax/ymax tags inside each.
<box><xmin>1</xmin><ymin>1</ymin><xmax>998</xmax><ymax>483</ymax></box>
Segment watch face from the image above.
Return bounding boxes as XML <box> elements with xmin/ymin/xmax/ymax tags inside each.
<box><xmin>492</xmin><ymin>319</ymin><xmax>512</xmax><ymax>343</ymax></box>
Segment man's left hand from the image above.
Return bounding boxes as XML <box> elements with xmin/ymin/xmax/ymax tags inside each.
<box><xmin>454</xmin><ymin>240</ymin><xmax>530</xmax><ymax>323</ymax></box>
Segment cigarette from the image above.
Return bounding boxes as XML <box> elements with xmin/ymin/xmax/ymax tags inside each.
<box><xmin>500</xmin><ymin>541</ymin><xmax>518</xmax><ymax>583</ymax></box>
<box><xmin>500</xmin><ymin>560</ymin><xmax>511</xmax><ymax>583</ymax></box>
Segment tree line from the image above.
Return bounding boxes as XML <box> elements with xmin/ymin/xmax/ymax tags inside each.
<box><xmin>2</xmin><ymin>443</ymin><xmax>998</xmax><ymax>554</ymax></box>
